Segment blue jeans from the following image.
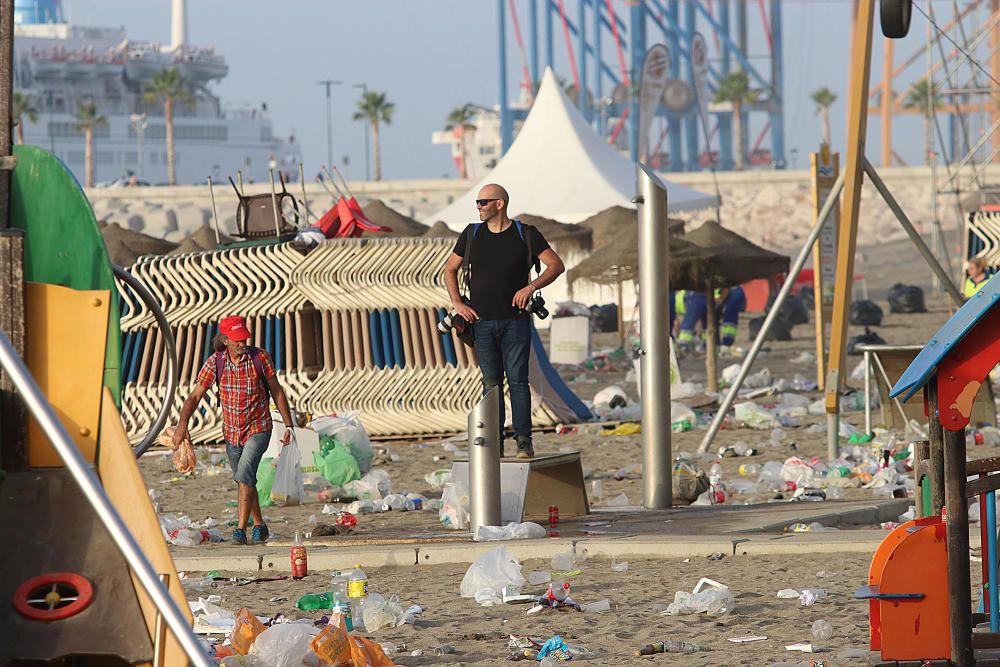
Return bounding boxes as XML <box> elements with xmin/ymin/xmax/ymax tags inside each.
<box><xmin>226</xmin><ymin>430</ymin><xmax>271</xmax><ymax>486</ymax></box>
<box><xmin>474</xmin><ymin>318</ymin><xmax>532</xmax><ymax>439</ymax></box>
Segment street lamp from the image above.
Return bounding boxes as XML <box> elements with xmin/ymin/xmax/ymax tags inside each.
<box><xmin>353</xmin><ymin>83</ymin><xmax>370</xmax><ymax>182</ymax></box>
<box><xmin>317</xmin><ymin>79</ymin><xmax>342</xmax><ymax>169</ymax></box>
<box><xmin>129</xmin><ymin>113</ymin><xmax>147</xmax><ymax>179</ymax></box>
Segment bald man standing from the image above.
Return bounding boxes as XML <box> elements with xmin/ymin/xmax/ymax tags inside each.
<box><xmin>444</xmin><ymin>184</ymin><xmax>565</xmax><ymax>458</ymax></box>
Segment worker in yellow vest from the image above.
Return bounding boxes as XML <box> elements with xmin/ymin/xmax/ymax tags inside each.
<box><xmin>963</xmin><ymin>257</ymin><xmax>991</xmax><ymax>299</ymax></box>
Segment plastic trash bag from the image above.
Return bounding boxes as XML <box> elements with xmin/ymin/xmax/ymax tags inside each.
<box><xmin>158</xmin><ymin>426</ymin><xmax>196</xmax><ymax>474</ymax></box>
<box><xmin>670</xmin><ymin>402</ymin><xmax>696</xmax><ymax>432</ymax></box>
<box><xmin>271</xmin><ymin>438</ymin><xmax>305</xmax><ymax>507</ymax></box>
<box><xmin>887</xmin><ymin>283</ymin><xmax>926</xmax><ymax>313</ymax></box>
<box><xmin>593</xmin><ymin>385</ymin><xmax>629</xmax><ymax>410</ymax></box>
<box><xmin>343</xmin><ymin>469</ymin><xmax>391</xmax><ymax>501</ymax></box>
<box><xmin>313</xmin><ymin>438</ymin><xmax>361</xmax><ymax>487</ymax></box>
<box><xmin>673</xmin><ymin>460</ymin><xmax>710</xmax><ymax>504</ymax></box>
<box><xmin>734</xmin><ymin>401</ymin><xmax>779</xmax><ymax>429</ymax></box>
<box><xmin>439</xmin><ymin>482</ymin><xmax>470</xmax><ymax>530</ymax></box>
<box><xmin>776</xmin><ymin>294</ymin><xmax>810</xmax><ymax>325</ymax></box>
<box><xmin>780</xmin><ymin>457</ymin><xmax>816</xmax><ymax>487</ymax></box>
<box><xmin>473</xmin><ymin>521</ymin><xmax>547</xmax><ymax>542</ymax></box>
<box><xmin>460</xmin><ymin>546</ymin><xmax>525</xmax><ymax>605</ymax></box>
<box><xmin>256</xmin><ymin>457</ymin><xmax>275</xmax><ymax>508</ymax></box>
<box><xmin>849</xmin><ymin>300</ymin><xmax>883</xmax><ymax>326</ymax></box>
<box><xmin>309</xmin><ymin>414</ymin><xmax>374</xmax><ymax>473</ymax></box>
<box><xmin>362</xmin><ymin>593</ymin><xmax>406</xmax><ymax>632</ymax></box>
<box><xmin>847</xmin><ymin>327</ymin><xmax>887</xmax><ymax>355</ymax></box>
<box><xmin>748</xmin><ymin>315</ymin><xmax>793</xmax><ymax>341</ymax></box>
<box><xmin>248</xmin><ymin>623</ymin><xmax>318</xmax><ymax>666</ymax></box>
<box><xmin>424</xmin><ymin>469</ymin><xmax>452</xmax><ymax>489</ymax></box>
<box><xmin>663</xmin><ymin>578</ymin><xmax>735</xmax><ymax>616</ymax></box>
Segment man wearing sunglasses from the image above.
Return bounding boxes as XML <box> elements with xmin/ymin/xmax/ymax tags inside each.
<box><xmin>443</xmin><ymin>183</ymin><xmax>565</xmax><ymax>458</ymax></box>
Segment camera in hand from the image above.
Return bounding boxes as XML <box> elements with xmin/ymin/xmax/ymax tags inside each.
<box><xmin>437</xmin><ymin>310</ymin><xmax>470</xmax><ymax>336</ymax></box>
<box><xmin>516</xmin><ymin>293</ymin><xmax>549</xmax><ymax>320</ymax></box>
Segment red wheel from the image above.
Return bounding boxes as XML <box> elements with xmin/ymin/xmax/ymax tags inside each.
<box><xmin>13</xmin><ymin>573</ymin><xmax>94</xmax><ymax>621</ymax></box>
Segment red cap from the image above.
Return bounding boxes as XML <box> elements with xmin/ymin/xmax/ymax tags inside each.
<box><xmin>219</xmin><ymin>315</ymin><xmax>251</xmax><ymax>342</ymax></box>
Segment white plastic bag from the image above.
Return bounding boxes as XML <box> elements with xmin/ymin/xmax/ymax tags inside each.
<box><xmin>343</xmin><ymin>469</ymin><xmax>391</xmax><ymax>501</ymax></box>
<box><xmin>309</xmin><ymin>414</ymin><xmax>374</xmax><ymax>473</ymax></box>
<box><xmin>271</xmin><ymin>438</ymin><xmax>305</xmax><ymax>507</ymax></box>
<box><xmin>734</xmin><ymin>401</ymin><xmax>779</xmax><ymax>429</ymax></box>
<box><xmin>663</xmin><ymin>578</ymin><xmax>735</xmax><ymax>616</ymax></box>
<box><xmin>473</xmin><ymin>521</ymin><xmax>547</xmax><ymax>542</ymax></box>
<box><xmin>362</xmin><ymin>593</ymin><xmax>405</xmax><ymax>631</ymax></box>
<box><xmin>460</xmin><ymin>546</ymin><xmax>526</xmax><ymax>605</ymax></box>
<box><xmin>439</xmin><ymin>482</ymin><xmax>470</xmax><ymax>530</ymax></box>
<box><xmin>249</xmin><ymin>623</ymin><xmax>318</xmax><ymax>666</ymax></box>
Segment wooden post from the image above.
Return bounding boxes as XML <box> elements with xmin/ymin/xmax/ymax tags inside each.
<box><xmin>912</xmin><ymin>439</ymin><xmax>930</xmax><ymax>518</ymax></box>
<box><xmin>943</xmin><ymin>425</ymin><xmax>973</xmax><ymax>666</ymax></box>
<box><xmin>616</xmin><ymin>279</ymin><xmax>625</xmax><ymax>350</ymax></box>
<box><xmin>825</xmin><ymin>0</ymin><xmax>875</xmax><ymax>456</ymax></box>
<box><xmin>881</xmin><ymin>37</ymin><xmax>893</xmax><ymax>167</ymax></box>
<box><xmin>928</xmin><ymin>379</ymin><xmax>946</xmax><ymax>515</ymax></box>
<box><xmin>706</xmin><ymin>289</ymin><xmax>718</xmax><ymax>394</ymax></box>
<box><xmin>810</xmin><ymin>145</ymin><xmax>840</xmax><ymax>391</ymax></box>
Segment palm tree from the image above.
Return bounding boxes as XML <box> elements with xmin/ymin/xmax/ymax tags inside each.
<box><xmin>353</xmin><ymin>90</ymin><xmax>394</xmax><ymax>181</ymax></box>
<box><xmin>11</xmin><ymin>91</ymin><xmax>38</xmax><ymax>145</ymax></box>
<box><xmin>142</xmin><ymin>68</ymin><xmax>195</xmax><ymax>185</ymax></box>
<box><xmin>74</xmin><ymin>103</ymin><xmax>107</xmax><ymax>187</ymax></box>
<box><xmin>445</xmin><ymin>106</ymin><xmax>477</xmax><ymax>179</ymax></box>
<box><xmin>810</xmin><ymin>86</ymin><xmax>837</xmax><ymax>147</ymax></box>
<box><xmin>714</xmin><ymin>71</ymin><xmax>760</xmax><ymax>171</ymax></box>
<box><xmin>903</xmin><ymin>78</ymin><xmax>943</xmax><ymax>166</ymax></box>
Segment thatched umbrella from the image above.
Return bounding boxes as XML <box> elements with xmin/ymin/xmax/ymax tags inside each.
<box><xmin>423</xmin><ymin>221</ymin><xmax>460</xmax><ymax>238</ymax></box>
<box><xmin>673</xmin><ymin>220</ymin><xmax>790</xmax><ymax>392</ymax></box>
<box><xmin>567</xmin><ymin>214</ymin><xmax>689</xmax><ymax>348</ymax></box>
<box><xmin>362</xmin><ymin>199</ymin><xmax>429</xmax><ymax>237</ymax></box>
<box><xmin>513</xmin><ymin>213</ymin><xmax>593</xmax><ymax>257</ymax></box>
<box><xmin>100</xmin><ymin>221</ymin><xmax>178</xmax><ymax>266</ymax></box>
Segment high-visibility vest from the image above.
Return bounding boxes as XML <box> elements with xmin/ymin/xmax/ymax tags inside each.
<box><xmin>963</xmin><ymin>276</ymin><xmax>989</xmax><ymax>299</ymax></box>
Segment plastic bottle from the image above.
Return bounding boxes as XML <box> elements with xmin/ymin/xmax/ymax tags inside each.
<box><xmin>738</xmin><ymin>463</ymin><xmax>759</xmax><ymax>477</ymax></box>
<box><xmin>787</xmin><ymin>523</ymin><xmax>811</xmax><ymax>533</ymax></box>
<box><xmin>811</xmin><ymin>619</ymin><xmax>834</xmax><ymax>641</ymax></box>
<box><xmin>709</xmin><ymin>462</ymin><xmax>722</xmax><ymax>487</ymax></box>
<box><xmin>290</xmin><ymin>531</ymin><xmax>308</xmax><ymax>579</ymax></box>
<box><xmin>330</xmin><ymin>571</ymin><xmax>353</xmax><ymax>631</ymax></box>
<box><xmin>634</xmin><ymin>640</ymin><xmax>703</xmax><ymax>655</ymax></box>
<box><xmin>347</xmin><ymin>565</ymin><xmax>368</xmax><ymax>630</ymax></box>
<box><xmin>545</xmin><ymin>581</ymin><xmax>571</xmax><ymax>602</ymax></box>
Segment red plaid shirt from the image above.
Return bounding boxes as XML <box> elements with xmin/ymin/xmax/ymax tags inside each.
<box><xmin>197</xmin><ymin>348</ymin><xmax>276</xmax><ymax>446</ymax></box>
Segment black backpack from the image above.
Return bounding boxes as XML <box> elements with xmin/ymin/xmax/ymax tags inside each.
<box><xmin>459</xmin><ymin>220</ymin><xmax>541</xmax><ymax>295</ymax></box>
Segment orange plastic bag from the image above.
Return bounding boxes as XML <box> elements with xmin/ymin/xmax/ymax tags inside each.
<box><xmin>228</xmin><ymin>607</ymin><xmax>266</xmax><ymax>655</ymax></box>
<box><xmin>348</xmin><ymin>635</ymin><xmax>398</xmax><ymax>667</ymax></box>
<box><xmin>311</xmin><ymin>622</ymin><xmax>354</xmax><ymax>666</ymax></box>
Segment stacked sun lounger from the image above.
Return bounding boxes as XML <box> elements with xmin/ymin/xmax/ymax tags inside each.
<box><xmin>118</xmin><ymin>236</ymin><xmax>590</xmax><ymax>444</ymax></box>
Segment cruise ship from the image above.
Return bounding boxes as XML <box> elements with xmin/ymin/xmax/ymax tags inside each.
<box><xmin>12</xmin><ymin>0</ymin><xmax>294</xmax><ymax>185</ymax></box>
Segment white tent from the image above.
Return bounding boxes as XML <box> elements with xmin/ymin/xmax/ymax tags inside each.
<box><xmin>427</xmin><ymin>68</ymin><xmax>719</xmax><ymax>227</ymax></box>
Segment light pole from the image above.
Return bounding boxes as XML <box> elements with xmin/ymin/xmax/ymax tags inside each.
<box><xmin>353</xmin><ymin>83</ymin><xmax>370</xmax><ymax>181</ymax></box>
<box><xmin>317</xmin><ymin>79</ymin><xmax>341</xmax><ymax>169</ymax></box>
<box><xmin>129</xmin><ymin>113</ymin><xmax>147</xmax><ymax>179</ymax></box>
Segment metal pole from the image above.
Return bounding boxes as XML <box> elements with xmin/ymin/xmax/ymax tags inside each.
<box><xmin>927</xmin><ymin>379</ymin><xmax>946</xmax><ymax>515</ymax></box>
<box><xmin>943</xmin><ymin>425</ymin><xmax>973</xmax><ymax>666</ymax></box>
<box><xmin>469</xmin><ymin>386</ymin><xmax>501</xmax><ymax>532</ymax></box>
<box><xmin>207</xmin><ymin>177</ymin><xmax>222</xmax><ymax>244</ymax></box>
<box><xmin>926</xmin><ymin>0</ymin><xmax>943</xmax><ymax>293</ymax></box>
<box><xmin>0</xmin><ymin>0</ymin><xmax>12</xmax><ymax>229</ymax></box>
<box><xmin>317</xmin><ymin>80</ymin><xmax>341</xmax><ymax>170</ymax></box>
<box><xmin>268</xmin><ymin>167</ymin><xmax>282</xmax><ymax>237</ymax></box>
<box><xmin>989</xmin><ymin>489</ymin><xmax>999</xmax><ymax>633</ymax></box>
<box><xmin>862</xmin><ymin>158</ymin><xmax>963</xmax><ymax>305</ymax></box>
<box><xmin>0</xmin><ymin>329</ymin><xmax>212</xmax><ymax>667</ymax></box>
<box><xmin>698</xmin><ymin>170</ymin><xmax>845</xmax><ymax>453</ymax></box>
<box><xmin>912</xmin><ymin>439</ymin><xmax>930</xmax><ymax>518</ymax></box>
<box><xmin>637</xmin><ymin>163</ymin><xmax>671</xmax><ymax>509</ymax></box>
<box><xmin>863</xmin><ymin>349</ymin><xmax>872</xmax><ymax>434</ymax></box>
<box><xmin>298</xmin><ymin>162</ymin><xmax>309</xmax><ymax>226</ymax></box>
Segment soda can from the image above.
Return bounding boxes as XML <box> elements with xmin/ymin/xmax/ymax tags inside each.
<box><xmin>548</xmin><ymin>505</ymin><xmax>559</xmax><ymax>527</ymax></box>
<box><xmin>290</xmin><ymin>545</ymin><xmax>308</xmax><ymax>579</ymax></box>
<box><xmin>411</xmin><ymin>498</ymin><xmax>423</xmax><ymax>511</ymax></box>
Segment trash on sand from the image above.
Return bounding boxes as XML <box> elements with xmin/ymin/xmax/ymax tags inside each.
<box><xmin>581</xmin><ymin>599</ymin><xmax>612</xmax><ymax>613</ymax></box>
<box><xmin>460</xmin><ymin>546</ymin><xmax>525</xmax><ymax>606</ymax></box>
<box><xmin>271</xmin><ymin>439</ymin><xmax>306</xmax><ymax>507</ymax></box>
<box><xmin>662</xmin><ymin>578</ymin><xmax>734</xmax><ymax>616</ymax></box>
<box><xmin>362</xmin><ymin>593</ymin><xmax>406</xmax><ymax>631</ymax></box>
<box><xmin>229</xmin><ymin>608</ymin><xmax>266</xmax><ymax>655</ymax></box>
<box><xmin>537</xmin><ymin>635</ymin><xmax>581</xmax><ymax>661</ymax></box>
<box><xmin>707</xmin><ymin>552</ymin><xmax>725</xmax><ymax>561</ymax></box>
<box><xmin>611</xmin><ymin>561</ymin><xmax>629</xmax><ymax>572</ymax></box>
<box><xmin>424</xmin><ymin>468</ymin><xmax>452</xmax><ymax>489</ymax></box>
<box><xmin>776</xmin><ymin>589</ymin><xmax>800</xmax><ymax>599</ymax></box>
<box><xmin>605</xmin><ymin>492</ymin><xmax>631</xmax><ymax>507</ymax></box>
<box><xmin>728</xmin><ymin>635</ymin><xmax>768</xmax><ymax>643</ymax></box>
<box><xmin>189</xmin><ymin>597</ymin><xmax>236</xmax><ymax>634</ymax></box>
<box><xmin>309</xmin><ymin>413</ymin><xmax>374</xmax><ymax>473</ymax></box>
<box><xmin>550</xmin><ymin>550</ymin><xmax>577</xmax><ymax>571</ymax></box>
<box><xmin>248</xmin><ymin>623</ymin><xmax>318</xmax><ymax>666</ymax></box>
<box><xmin>527</xmin><ymin>571</ymin><xmax>552</xmax><ymax>585</ymax></box>
<box><xmin>812</xmin><ymin>619</ymin><xmax>834</xmax><ymax>640</ymax></box>
<box><xmin>310</xmin><ymin>621</ymin><xmax>353</xmax><ymax>664</ymax></box>
<box><xmin>734</xmin><ymin>402</ymin><xmax>779</xmax><ymax>429</ymax></box>
<box><xmin>439</xmin><ymin>482</ymin><xmax>470</xmax><ymax>530</ymax></box>
<box><xmin>799</xmin><ymin>588</ymin><xmax>827</xmax><ymax>606</ymax></box>
<box><xmin>785</xmin><ymin>642</ymin><xmax>823</xmax><ymax>653</ymax></box>
<box><xmin>635</xmin><ymin>640</ymin><xmax>706</xmax><ymax>655</ymax></box>
<box><xmin>593</xmin><ymin>385</ymin><xmax>629</xmax><ymax>410</ymax></box>
<box><xmin>473</xmin><ymin>521</ymin><xmax>547</xmax><ymax>542</ymax></box>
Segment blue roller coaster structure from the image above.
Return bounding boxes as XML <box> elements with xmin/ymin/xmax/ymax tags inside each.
<box><xmin>496</xmin><ymin>0</ymin><xmax>786</xmax><ymax>172</ymax></box>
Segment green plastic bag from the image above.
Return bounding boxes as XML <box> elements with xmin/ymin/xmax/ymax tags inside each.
<box><xmin>313</xmin><ymin>440</ymin><xmax>361</xmax><ymax>487</ymax></box>
<box><xmin>256</xmin><ymin>456</ymin><xmax>276</xmax><ymax>507</ymax></box>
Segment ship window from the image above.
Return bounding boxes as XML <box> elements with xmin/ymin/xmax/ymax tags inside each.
<box><xmin>48</xmin><ymin>121</ymin><xmax>109</xmax><ymax>139</ymax></box>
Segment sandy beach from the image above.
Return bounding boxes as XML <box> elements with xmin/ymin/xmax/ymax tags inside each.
<box><xmin>138</xmin><ymin>237</ymin><xmax>993</xmax><ymax>664</ymax></box>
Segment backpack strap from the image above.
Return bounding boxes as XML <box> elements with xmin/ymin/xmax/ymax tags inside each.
<box><xmin>515</xmin><ymin>221</ymin><xmax>541</xmax><ymax>276</ymax></box>
<box><xmin>460</xmin><ymin>223</ymin><xmax>480</xmax><ymax>294</ymax></box>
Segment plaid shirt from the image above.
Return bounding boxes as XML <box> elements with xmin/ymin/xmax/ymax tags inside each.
<box><xmin>197</xmin><ymin>349</ymin><xmax>276</xmax><ymax>446</ymax></box>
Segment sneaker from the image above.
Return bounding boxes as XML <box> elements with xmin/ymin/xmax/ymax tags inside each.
<box><xmin>252</xmin><ymin>524</ymin><xmax>269</xmax><ymax>544</ymax></box>
<box><xmin>515</xmin><ymin>436</ymin><xmax>534</xmax><ymax>459</ymax></box>
<box><xmin>232</xmin><ymin>528</ymin><xmax>248</xmax><ymax>545</ymax></box>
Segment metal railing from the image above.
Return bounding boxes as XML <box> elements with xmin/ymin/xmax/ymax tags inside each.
<box><xmin>0</xmin><ymin>328</ymin><xmax>211</xmax><ymax>666</ymax></box>
<box><xmin>112</xmin><ymin>264</ymin><xmax>177</xmax><ymax>458</ymax></box>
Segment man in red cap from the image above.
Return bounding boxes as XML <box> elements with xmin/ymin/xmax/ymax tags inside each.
<box><xmin>174</xmin><ymin>315</ymin><xmax>295</xmax><ymax>545</ymax></box>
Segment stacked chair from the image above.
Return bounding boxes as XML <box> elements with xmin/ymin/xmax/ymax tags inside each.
<box><xmin>118</xmin><ymin>236</ymin><xmax>587</xmax><ymax>443</ymax></box>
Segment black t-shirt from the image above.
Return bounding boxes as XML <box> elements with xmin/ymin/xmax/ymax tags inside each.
<box><xmin>453</xmin><ymin>221</ymin><xmax>550</xmax><ymax>320</ymax></box>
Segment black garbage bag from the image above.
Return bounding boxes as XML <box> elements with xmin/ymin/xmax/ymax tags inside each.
<box><xmin>849</xmin><ymin>300</ymin><xmax>883</xmax><ymax>326</ymax></box>
<box><xmin>886</xmin><ymin>283</ymin><xmax>927</xmax><ymax>313</ymax></box>
<box><xmin>770</xmin><ymin>294</ymin><xmax>809</xmax><ymax>325</ymax></box>
<box><xmin>847</xmin><ymin>327</ymin><xmax>887</xmax><ymax>355</ymax></box>
<box><xmin>748</xmin><ymin>315</ymin><xmax>793</xmax><ymax>341</ymax></box>
<box><xmin>798</xmin><ymin>285</ymin><xmax>816</xmax><ymax>310</ymax></box>
<box><xmin>590</xmin><ymin>303</ymin><xmax>619</xmax><ymax>332</ymax></box>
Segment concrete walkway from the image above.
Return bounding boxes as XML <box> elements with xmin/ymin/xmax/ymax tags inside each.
<box><xmin>172</xmin><ymin>498</ymin><xmax>919</xmax><ymax>573</ymax></box>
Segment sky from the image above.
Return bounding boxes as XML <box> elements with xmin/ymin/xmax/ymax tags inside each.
<box><xmin>66</xmin><ymin>0</ymin><xmax>992</xmax><ymax>180</ymax></box>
